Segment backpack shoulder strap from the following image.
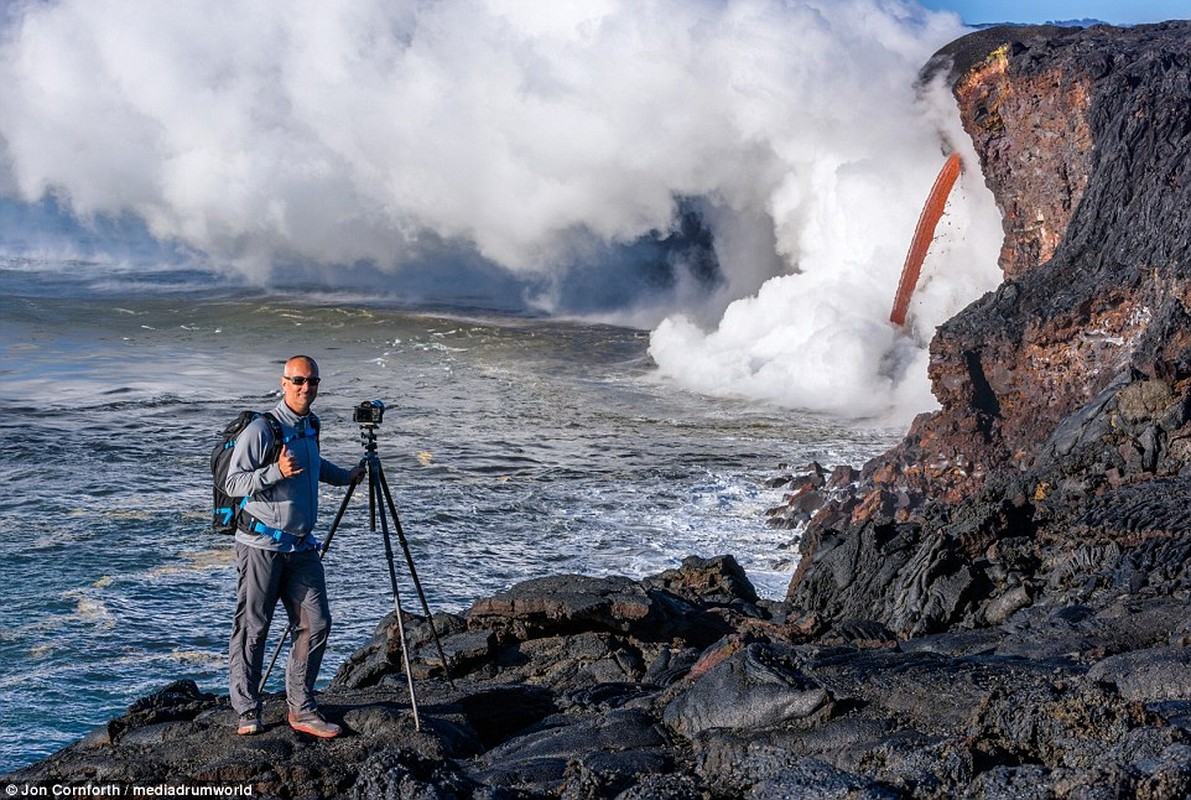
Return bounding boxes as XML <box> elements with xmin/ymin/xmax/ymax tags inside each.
<box><xmin>261</xmin><ymin>412</ymin><xmax>284</xmax><ymax>460</ymax></box>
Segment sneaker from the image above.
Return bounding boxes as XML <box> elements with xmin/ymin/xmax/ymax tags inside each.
<box><xmin>288</xmin><ymin>710</ymin><xmax>341</xmax><ymax>738</ymax></box>
<box><xmin>236</xmin><ymin>709</ymin><xmax>263</xmax><ymax>736</ymax></box>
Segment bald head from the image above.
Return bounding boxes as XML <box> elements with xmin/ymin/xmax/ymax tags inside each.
<box><xmin>280</xmin><ymin>355</ymin><xmax>321</xmax><ymax>415</ymax></box>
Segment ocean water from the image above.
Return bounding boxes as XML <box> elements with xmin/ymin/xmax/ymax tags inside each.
<box><xmin>0</xmin><ymin>263</ymin><xmax>901</xmax><ymax>773</ymax></box>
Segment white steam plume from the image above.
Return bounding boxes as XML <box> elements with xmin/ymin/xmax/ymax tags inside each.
<box><xmin>0</xmin><ymin>0</ymin><xmax>1003</xmax><ymax>419</ymax></box>
<box><xmin>649</xmin><ymin>71</ymin><xmax>1006</xmax><ymax>421</ymax></box>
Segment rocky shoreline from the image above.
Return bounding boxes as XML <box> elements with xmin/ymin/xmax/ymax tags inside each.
<box><xmin>10</xmin><ymin>20</ymin><xmax>1191</xmax><ymax>799</ymax></box>
<box><xmin>7</xmin><ymin>550</ymin><xmax>1191</xmax><ymax>798</ymax></box>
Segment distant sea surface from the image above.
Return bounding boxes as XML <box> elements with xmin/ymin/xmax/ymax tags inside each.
<box><xmin>0</xmin><ymin>261</ymin><xmax>900</xmax><ymax>772</ymax></box>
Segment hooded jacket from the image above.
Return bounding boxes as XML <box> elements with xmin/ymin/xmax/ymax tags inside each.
<box><xmin>224</xmin><ymin>399</ymin><xmax>356</xmax><ymax>552</ymax></box>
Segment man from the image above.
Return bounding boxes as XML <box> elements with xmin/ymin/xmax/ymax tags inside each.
<box><xmin>225</xmin><ymin>355</ymin><xmax>365</xmax><ymax>738</ymax></box>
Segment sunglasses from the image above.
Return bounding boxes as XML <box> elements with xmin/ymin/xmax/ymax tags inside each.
<box><xmin>283</xmin><ymin>375</ymin><xmax>322</xmax><ymax>387</ymax></box>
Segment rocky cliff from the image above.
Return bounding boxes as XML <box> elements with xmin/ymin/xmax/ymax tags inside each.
<box><xmin>10</xmin><ymin>21</ymin><xmax>1191</xmax><ymax>800</ymax></box>
<box><xmin>787</xmin><ymin>19</ymin><xmax>1191</xmax><ymax>637</ymax></box>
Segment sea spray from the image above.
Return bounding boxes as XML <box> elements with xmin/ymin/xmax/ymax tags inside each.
<box><xmin>0</xmin><ymin>0</ymin><xmax>1001</xmax><ymax>417</ymax></box>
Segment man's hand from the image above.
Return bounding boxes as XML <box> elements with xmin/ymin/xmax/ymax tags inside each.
<box><xmin>278</xmin><ymin>444</ymin><xmax>304</xmax><ymax>478</ymax></box>
<box><xmin>349</xmin><ymin>464</ymin><xmax>366</xmax><ymax>484</ymax></box>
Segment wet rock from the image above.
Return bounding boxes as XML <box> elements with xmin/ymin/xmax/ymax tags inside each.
<box><xmin>457</xmin><ymin>685</ymin><xmax>557</xmax><ymax>748</ymax></box>
<box><xmin>641</xmin><ymin>645</ymin><xmax>700</xmax><ymax>688</ymax></box>
<box><xmin>663</xmin><ymin>643</ymin><xmax>831</xmax><ymax>737</ymax></box>
<box><xmin>465</xmin><ymin>572</ymin><xmax>729</xmax><ymax>648</ymax></box>
<box><xmin>125</xmin><ymin>679</ymin><xmax>217</xmax><ymax>725</ymax></box>
<box><xmin>350</xmin><ymin>747</ymin><xmax>477</xmax><ymax>800</ymax></box>
<box><xmin>469</xmin><ymin>709</ymin><xmax>671</xmax><ymax>797</ymax></box>
<box><xmin>13</xmin><ymin>547</ymin><xmax>1191</xmax><ymax>798</ymax></box>
<box><xmin>468</xmin><ymin>574</ymin><xmax>651</xmax><ymax>633</ymax></box>
<box><xmin>642</xmin><ymin>554</ymin><xmax>758</xmax><ymax>605</ymax></box>
<box><xmin>1088</xmin><ymin>646</ymin><xmax>1191</xmax><ymax>702</ymax></box>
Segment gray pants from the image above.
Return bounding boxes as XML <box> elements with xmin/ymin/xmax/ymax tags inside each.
<box><xmin>228</xmin><ymin>543</ymin><xmax>331</xmax><ymax>716</ymax></box>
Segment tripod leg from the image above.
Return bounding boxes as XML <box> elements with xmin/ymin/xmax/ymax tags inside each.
<box><xmin>258</xmin><ymin>625</ymin><xmax>288</xmax><ymax>696</ymax></box>
<box><xmin>258</xmin><ymin>475</ymin><xmax>362</xmax><ymax>695</ymax></box>
<box><xmin>376</xmin><ymin>467</ymin><xmax>454</xmax><ymax>687</ymax></box>
<box><xmin>372</xmin><ymin>464</ymin><xmax>422</xmax><ymax>731</ymax></box>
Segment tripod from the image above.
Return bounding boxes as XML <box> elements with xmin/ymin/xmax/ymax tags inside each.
<box><xmin>258</xmin><ymin>418</ymin><xmax>452</xmax><ymax>731</ymax></box>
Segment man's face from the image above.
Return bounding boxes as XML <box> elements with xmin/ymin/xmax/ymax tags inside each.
<box><xmin>281</xmin><ymin>358</ymin><xmax>320</xmax><ymax>415</ymax></box>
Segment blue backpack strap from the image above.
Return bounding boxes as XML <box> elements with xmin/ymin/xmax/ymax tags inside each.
<box><xmin>244</xmin><ymin>518</ymin><xmax>313</xmax><ymax>546</ymax></box>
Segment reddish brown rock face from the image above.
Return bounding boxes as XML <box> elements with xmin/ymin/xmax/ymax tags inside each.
<box><xmin>955</xmin><ymin>44</ymin><xmax>1094</xmax><ymax>280</ymax></box>
<box><xmin>786</xmin><ymin>21</ymin><xmax>1191</xmax><ymax>636</ymax></box>
<box><xmin>851</xmin><ymin>23</ymin><xmax>1191</xmax><ymax>517</ymax></box>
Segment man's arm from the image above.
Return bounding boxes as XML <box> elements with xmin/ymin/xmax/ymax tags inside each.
<box><xmin>319</xmin><ymin>457</ymin><xmax>364</xmax><ymax>487</ymax></box>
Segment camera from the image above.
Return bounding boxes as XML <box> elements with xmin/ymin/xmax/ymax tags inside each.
<box><xmin>353</xmin><ymin>400</ymin><xmax>386</xmax><ymax>426</ymax></box>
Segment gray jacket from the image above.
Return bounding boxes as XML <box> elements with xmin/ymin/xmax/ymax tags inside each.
<box><xmin>224</xmin><ymin>399</ymin><xmax>356</xmax><ymax>552</ymax></box>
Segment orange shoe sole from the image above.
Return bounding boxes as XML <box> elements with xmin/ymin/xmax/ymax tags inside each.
<box><xmin>288</xmin><ymin>716</ymin><xmax>340</xmax><ymax>738</ymax></box>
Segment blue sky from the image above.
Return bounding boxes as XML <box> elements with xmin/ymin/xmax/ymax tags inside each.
<box><xmin>919</xmin><ymin>0</ymin><xmax>1191</xmax><ymax>25</ymax></box>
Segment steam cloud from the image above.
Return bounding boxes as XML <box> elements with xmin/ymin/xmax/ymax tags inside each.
<box><xmin>0</xmin><ymin>0</ymin><xmax>1004</xmax><ymax>420</ymax></box>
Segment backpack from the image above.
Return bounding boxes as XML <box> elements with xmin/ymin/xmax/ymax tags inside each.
<box><xmin>210</xmin><ymin>411</ymin><xmax>284</xmax><ymax>534</ymax></box>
